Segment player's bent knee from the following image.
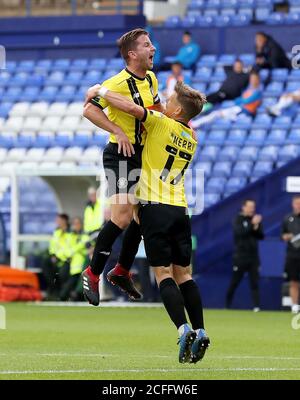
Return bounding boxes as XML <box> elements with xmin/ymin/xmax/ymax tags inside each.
<box><xmin>152</xmin><ymin>266</ymin><xmax>172</xmax><ymax>285</ymax></box>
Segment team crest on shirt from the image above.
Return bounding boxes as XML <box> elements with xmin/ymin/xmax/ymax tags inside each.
<box><xmin>180</xmin><ymin>131</ymin><xmax>190</xmax><ymax>139</ymax></box>
<box><xmin>150</xmin><ymin>110</ymin><xmax>163</xmax><ymax>118</ymax></box>
<box><xmin>117</xmin><ymin>177</ymin><xmax>128</xmax><ymax>189</ymax></box>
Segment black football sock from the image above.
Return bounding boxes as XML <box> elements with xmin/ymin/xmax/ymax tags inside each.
<box><xmin>179</xmin><ymin>279</ymin><xmax>205</xmax><ymax>330</ymax></box>
<box><xmin>118</xmin><ymin>220</ymin><xmax>142</xmax><ymax>271</ymax></box>
<box><xmin>90</xmin><ymin>220</ymin><xmax>123</xmax><ymax>275</ymax></box>
<box><xmin>159</xmin><ymin>278</ymin><xmax>187</xmax><ymax>329</ymax></box>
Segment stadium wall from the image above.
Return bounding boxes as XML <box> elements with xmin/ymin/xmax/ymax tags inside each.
<box><xmin>192</xmin><ymin>157</ymin><xmax>300</xmax><ymax>310</ymax></box>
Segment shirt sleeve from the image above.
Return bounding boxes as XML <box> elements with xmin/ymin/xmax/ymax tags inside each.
<box><xmin>281</xmin><ymin>217</ymin><xmax>289</xmax><ymax>236</ymax></box>
<box><xmin>141</xmin><ymin>108</ymin><xmax>167</xmax><ymax>134</ymax></box>
<box><xmin>89</xmin><ymin>77</ymin><xmax>116</xmax><ymax>110</ymax></box>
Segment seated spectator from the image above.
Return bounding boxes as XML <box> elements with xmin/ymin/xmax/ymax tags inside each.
<box><xmin>204</xmin><ymin>60</ymin><xmax>249</xmax><ymax>113</ymax></box>
<box><xmin>267</xmin><ymin>88</ymin><xmax>300</xmax><ymax>117</ymax></box>
<box><xmin>192</xmin><ymin>71</ymin><xmax>262</xmax><ymax>128</ymax></box>
<box><xmin>164</xmin><ymin>31</ymin><xmax>200</xmax><ymax>70</ymax></box>
<box><xmin>163</xmin><ymin>62</ymin><xmax>191</xmax><ymax>100</ymax></box>
<box><xmin>43</xmin><ymin>213</ymin><xmax>71</xmax><ymax>300</ymax></box>
<box><xmin>254</xmin><ymin>32</ymin><xmax>291</xmax><ymax>71</ymax></box>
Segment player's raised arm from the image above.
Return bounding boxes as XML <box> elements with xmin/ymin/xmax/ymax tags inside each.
<box><xmin>97</xmin><ymin>86</ymin><xmax>145</xmax><ymax>121</ymax></box>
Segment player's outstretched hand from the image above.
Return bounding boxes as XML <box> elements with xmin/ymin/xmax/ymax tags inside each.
<box><xmin>84</xmin><ymin>84</ymin><xmax>101</xmax><ymax>106</ymax></box>
<box><xmin>114</xmin><ymin>127</ymin><xmax>135</xmax><ymax>157</ymax></box>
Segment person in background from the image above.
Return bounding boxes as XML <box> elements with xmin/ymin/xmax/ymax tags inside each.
<box><xmin>281</xmin><ymin>195</ymin><xmax>300</xmax><ymax>314</ymax></box>
<box><xmin>204</xmin><ymin>60</ymin><xmax>249</xmax><ymax>113</ymax></box>
<box><xmin>254</xmin><ymin>32</ymin><xmax>291</xmax><ymax>71</ymax></box>
<box><xmin>66</xmin><ymin>217</ymin><xmax>90</xmax><ymax>301</ymax></box>
<box><xmin>164</xmin><ymin>31</ymin><xmax>200</xmax><ymax>71</ymax></box>
<box><xmin>226</xmin><ymin>200</ymin><xmax>264</xmax><ymax>312</ymax></box>
<box><xmin>267</xmin><ymin>87</ymin><xmax>300</xmax><ymax>117</ymax></box>
<box><xmin>163</xmin><ymin>62</ymin><xmax>191</xmax><ymax>100</ymax></box>
<box><xmin>43</xmin><ymin>213</ymin><xmax>70</xmax><ymax>300</ymax></box>
<box><xmin>83</xmin><ymin>187</ymin><xmax>102</xmax><ymax>237</ymax></box>
<box><xmin>191</xmin><ymin>71</ymin><xmax>262</xmax><ymax>128</ymax></box>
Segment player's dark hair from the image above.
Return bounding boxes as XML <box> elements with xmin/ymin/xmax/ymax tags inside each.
<box><xmin>57</xmin><ymin>213</ymin><xmax>69</xmax><ymax>224</ymax></box>
<box><xmin>292</xmin><ymin>195</ymin><xmax>300</xmax><ymax>201</ymax></box>
<box><xmin>174</xmin><ymin>81</ymin><xmax>206</xmax><ymax>121</ymax></box>
<box><xmin>117</xmin><ymin>28</ymin><xmax>149</xmax><ymax>62</ymax></box>
<box><xmin>242</xmin><ymin>199</ymin><xmax>255</xmax><ymax>207</ymax></box>
<box><xmin>183</xmin><ymin>31</ymin><xmax>191</xmax><ymax>36</ymax></box>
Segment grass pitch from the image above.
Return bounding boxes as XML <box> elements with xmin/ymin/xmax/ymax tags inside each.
<box><xmin>1</xmin><ymin>303</ymin><xmax>300</xmax><ymax>380</ymax></box>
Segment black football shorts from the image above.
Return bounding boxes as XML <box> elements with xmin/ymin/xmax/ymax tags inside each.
<box><xmin>285</xmin><ymin>256</ymin><xmax>300</xmax><ymax>281</ymax></box>
<box><xmin>139</xmin><ymin>203</ymin><xmax>192</xmax><ymax>267</ymax></box>
<box><xmin>103</xmin><ymin>142</ymin><xmax>143</xmax><ymax>197</ymax></box>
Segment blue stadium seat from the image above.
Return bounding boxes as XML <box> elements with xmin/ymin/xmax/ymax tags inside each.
<box><xmin>5</xmin><ymin>61</ymin><xmax>17</xmax><ymax>73</ymax></box>
<box><xmin>196</xmin><ymin>15</ymin><xmax>215</xmax><ymax>27</ymax></box>
<box><xmin>20</xmin><ymin>87</ymin><xmax>40</xmax><ymax>102</ymax></box>
<box><xmin>239</xmin><ymin>0</ymin><xmax>255</xmax><ymax>6</ymax></box>
<box><xmin>90</xmin><ymin>132</ymin><xmax>109</xmax><ymax>148</ymax></box>
<box><xmin>0</xmin><ymin>71</ymin><xmax>11</xmax><ymax>87</ymax></box>
<box><xmin>188</xmin><ymin>0</ymin><xmax>204</xmax><ymax>10</ymax></box>
<box><xmin>252</xmin><ymin>161</ymin><xmax>273</xmax><ymax>177</ymax></box>
<box><xmin>288</xmin><ymin>70</ymin><xmax>300</xmax><ymax>82</ymax></box>
<box><xmin>35</xmin><ymin>59</ymin><xmax>53</xmax><ymax>71</ymax></box>
<box><xmin>221</xmin><ymin>9</ymin><xmax>236</xmax><ymax>17</ymax></box>
<box><xmin>245</xmin><ymin>129</ymin><xmax>267</xmax><ymax>146</ymax></box>
<box><xmin>181</xmin><ymin>15</ymin><xmax>200</xmax><ymax>28</ymax></box>
<box><xmin>258</xmin><ymin>145</ymin><xmax>279</xmax><ymax>161</ymax></box>
<box><xmin>16</xmin><ymin>60</ymin><xmax>35</xmax><ymax>73</ymax></box>
<box><xmin>212</xmin><ymin>161</ymin><xmax>232</xmax><ymax>177</ymax></box>
<box><xmin>232</xmin><ymin>161</ymin><xmax>253</xmax><ymax>177</ymax></box>
<box><xmin>218</xmin><ymin>146</ymin><xmax>239</xmax><ymax>161</ymax></box>
<box><xmin>287</xmin><ymin>129</ymin><xmax>300</xmax><ymax>144</ymax></box>
<box><xmin>46</xmin><ymin>71</ymin><xmax>65</xmax><ymax>86</ymax></box>
<box><xmin>237</xmin><ymin>8</ymin><xmax>253</xmax><ymax>18</ymax></box>
<box><xmin>204</xmin><ymin>193</ymin><xmax>221</xmax><ymax>208</ymax></box>
<box><xmin>204</xmin><ymin>9</ymin><xmax>218</xmax><ymax>17</ymax></box>
<box><xmin>90</xmin><ymin>58</ymin><xmax>107</xmax><ymax>71</ymax></box>
<box><xmin>6</xmin><ymin>87</ymin><xmax>22</xmax><ymax>102</ymax></box>
<box><xmin>0</xmin><ymin>132</ymin><xmax>14</xmax><ymax>149</ymax></box>
<box><xmin>272</xmin><ymin>68</ymin><xmax>289</xmax><ymax>82</ymax></box>
<box><xmin>194</xmin><ymin>161</ymin><xmax>212</xmax><ymax>175</ymax></box>
<box><xmin>14</xmin><ymin>133</ymin><xmax>34</xmax><ymax>149</ymax></box>
<box><xmin>65</xmin><ymin>71</ymin><xmax>84</xmax><ymax>85</ymax></box>
<box><xmin>231</xmin><ymin>114</ymin><xmax>252</xmax><ymax>130</ymax></box>
<box><xmin>218</xmin><ymin>54</ymin><xmax>236</xmax><ymax>65</ymax></box>
<box><xmin>272</xmin><ymin>116</ymin><xmax>292</xmax><ymax>129</ymax></box>
<box><xmin>10</xmin><ymin>72</ymin><xmax>29</xmax><ymax>87</ymax></box>
<box><xmin>38</xmin><ymin>86</ymin><xmax>58</xmax><ymax>102</ymax></box>
<box><xmin>206</xmin><ymin>129</ymin><xmax>227</xmax><ymax>145</ymax></box>
<box><xmin>55</xmin><ymin>86</ymin><xmax>76</xmax><ymax>102</ymax></box>
<box><xmin>54</xmin><ymin>132</ymin><xmax>72</xmax><ymax>148</ymax></box>
<box><xmin>284</xmin><ymin>13</ymin><xmax>300</xmax><ymax>25</ymax></box>
<box><xmin>225</xmin><ymin>129</ymin><xmax>247</xmax><ymax>145</ymax></box>
<box><xmin>207</xmin><ymin>81</ymin><xmax>221</xmax><ymax>92</ymax></box>
<box><xmin>252</xmin><ymin>114</ymin><xmax>272</xmax><ymax>129</ymax></box>
<box><xmin>292</xmin><ymin>115</ymin><xmax>300</xmax><ymax>129</ymax></box>
<box><xmin>225</xmin><ymin>177</ymin><xmax>247</xmax><ymax>194</ymax></box>
<box><xmin>164</xmin><ymin>15</ymin><xmax>182</xmax><ymax>28</ymax></box>
<box><xmin>194</xmin><ymin>67</ymin><xmax>212</xmax><ymax>82</ymax></box>
<box><xmin>231</xmin><ymin>14</ymin><xmax>251</xmax><ymax>25</ymax></box>
<box><xmin>73</xmin><ymin>132</ymin><xmax>90</xmax><ymax>148</ymax></box>
<box><xmin>35</xmin><ymin>133</ymin><xmax>53</xmax><ymax>148</ymax></box>
<box><xmin>81</xmin><ymin>71</ymin><xmax>103</xmax><ymax>86</ymax></box>
<box><xmin>107</xmin><ymin>58</ymin><xmax>124</xmax><ymax>70</ymax></box>
<box><xmin>53</xmin><ymin>59</ymin><xmax>71</xmax><ymax>71</ymax></box>
<box><xmin>214</xmin><ymin>15</ymin><xmax>232</xmax><ymax>27</ymax></box>
<box><xmin>255</xmin><ymin>7</ymin><xmax>272</xmax><ymax>22</ymax></box>
<box><xmin>200</xmin><ymin>145</ymin><xmax>219</xmax><ymax>162</ymax></box>
<box><xmin>239</xmin><ymin>146</ymin><xmax>259</xmax><ymax>161</ymax></box>
<box><xmin>69</xmin><ymin>58</ymin><xmax>89</xmax><ymax>72</ymax></box>
<box><xmin>206</xmin><ymin>177</ymin><xmax>227</xmax><ymax>193</ymax></box>
<box><xmin>277</xmin><ymin>145</ymin><xmax>300</xmax><ymax>162</ymax></box>
<box><xmin>0</xmin><ymin>102</ymin><xmax>13</xmax><ymax>119</ymax></box>
<box><xmin>239</xmin><ymin>53</ymin><xmax>255</xmax><ymax>66</ymax></box>
<box><xmin>265</xmin><ymin>129</ymin><xmax>286</xmax><ymax>145</ymax></box>
<box><xmin>197</xmin><ymin>55</ymin><xmax>217</xmax><ymax>68</ymax></box>
<box><xmin>264</xmin><ymin>82</ymin><xmax>284</xmax><ymax>96</ymax></box>
<box><xmin>266</xmin><ymin>12</ymin><xmax>285</xmax><ymax>25</ymax></box>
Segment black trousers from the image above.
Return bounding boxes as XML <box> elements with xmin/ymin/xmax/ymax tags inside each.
<box><xmin>226</xmin><ymin>263</ymin><xmax>260</xmax><ymax>308</ymax></box>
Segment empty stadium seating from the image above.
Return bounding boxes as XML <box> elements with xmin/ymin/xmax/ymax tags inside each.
<box><xmin>165</xmin><ymin>0</ymin><xmax>300</xmax><ymax>27</ymax></box>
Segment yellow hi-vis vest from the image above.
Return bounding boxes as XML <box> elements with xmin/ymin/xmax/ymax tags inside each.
<box><xmin>83</xmin><ymin>200</ymin><xmax>102</xmax><ymax>233</ymax></box>
<box><xmin>49</xmin><ymin>228</ymin><xmax>71</xmax><ymax>264</ymax></box>
<box><xmin>68</xmin><ymin>231</ymin><xmax>90</xmax><ymax>276</ymax></box>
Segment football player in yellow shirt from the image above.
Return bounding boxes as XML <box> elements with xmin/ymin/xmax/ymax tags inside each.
<box><xmin>93</xmin><ymin>81</ymin><xmax>210</xmax><ymax>364</ymax></box>
<box><xmin>82</xmin><ymin>29</ymin><xmax>163</xmax><ymax>305</ymax></box>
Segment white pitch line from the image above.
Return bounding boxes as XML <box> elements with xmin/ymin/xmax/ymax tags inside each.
<box><xmin>27</xmin><ymin>301</ymin><xmax>163</xmax><ymax>308</ymax></box>
<box><xmin>1</xmin><ymin>353</ymin><xmax>300</xmax><ymax>361</ymax></box>
<box><xmin>2</xmin><ymin>367</ymin><xmax>300</xmax><ymax>375</ymax></box>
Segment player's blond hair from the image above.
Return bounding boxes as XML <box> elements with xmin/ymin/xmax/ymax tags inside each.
<box><xmin>175</xmin><ymin>81</ymin><xmax>207</xmax><ymax>121</ymax></box>
<box><xmin>117</xmin><ymin>28</ymin><xmax>149</xmax><ymax>62</ymax></box>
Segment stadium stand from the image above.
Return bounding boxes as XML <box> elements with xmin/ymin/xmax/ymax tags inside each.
<box><xmin>1</xmin><ymin>52</ymin><xmax>300</xmax><ymax>242</ymax></box>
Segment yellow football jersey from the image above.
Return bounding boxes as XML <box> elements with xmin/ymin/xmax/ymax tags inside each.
<box><xmin>91</xmin><ymin>68</ymin><xmax>159</xmax><ymax>145</ymax></box>
<box><xmin>136</xmin><ymin>109</ymin><xmax>197</xmax><ymax>207</ymax></box>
